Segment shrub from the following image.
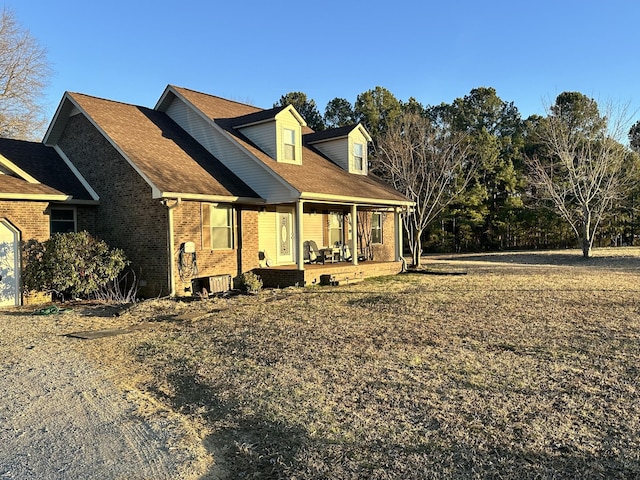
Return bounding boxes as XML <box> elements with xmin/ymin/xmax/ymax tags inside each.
<box><xmin>236</xmin><ymin>271</ymin><xmax>263</xmax><ymax>294</ymax></box>
<box><xmin>94</xmin><ymin>268</ymin><xmax>139</xmax><ymax>304</ymax></box>
<box><xmin>23</xmin><ymin>232</ymin><xmax>129</xmax><ymax>300</ymax></box>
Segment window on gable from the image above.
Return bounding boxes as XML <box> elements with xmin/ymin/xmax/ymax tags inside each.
<box><xmin>354</xmin><ymin>143</ymin><xmax>365</xmax><ymax>172</ymax></box>
<box><xmin>283</xmin><ymin>128</ymin><xmax>296</xmax><ymax>161</ymax></box>
<box><xmin>371</xmin><ymin>212</ymin><xmax>383</xmax><ymax>244</ymax></box>
<box><xmin>202</xmin><ymin>203</ymin><xmax>233</xmax><ymax>249</ymax></box>
<box><xmin>50</xmin><ymin>208</ymin><xmax>76</xmax><ymax>234</ymax></box>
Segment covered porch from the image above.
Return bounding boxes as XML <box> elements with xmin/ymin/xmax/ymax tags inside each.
<box><xmin>257</xmin><ymin>200</ymin><xmax>407</xmax><ymax>270</ymax></box>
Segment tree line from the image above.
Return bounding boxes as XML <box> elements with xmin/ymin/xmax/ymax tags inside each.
<box><xmin>275</xmin><ymin>88</ymin><xmax>640</xmax><ymax>262</ymax></box>
<box><xmin>2</xmin><ymin>7</ymin><xmax>639</xmax><ymax>263</ymax></box>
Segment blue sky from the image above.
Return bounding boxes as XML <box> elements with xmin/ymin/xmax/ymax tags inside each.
<box><xmin>6</xmin><ymin>0</ymin><xmax>640</xmax><ymax>126</ymax></box>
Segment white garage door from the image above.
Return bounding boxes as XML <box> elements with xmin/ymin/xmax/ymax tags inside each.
<box><xmin>0</xmin><ymin>220</ymin><xmax>20</xmax><ymax>307</ymax></box>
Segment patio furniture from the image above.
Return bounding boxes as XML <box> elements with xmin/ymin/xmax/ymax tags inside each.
<box><xmin>341</xmin><ymin>244</ymin><xmax>352</xmax><ymax>262</ymax></box>
<box><xmin>320</xmin><ymin>246</ymin><xmax>341</xmax><ymax>263</ymax></box>
<box><xmin>307</xmin><ymin>240</ymin><xmax>324</xmax><ymax>263</ymax></box>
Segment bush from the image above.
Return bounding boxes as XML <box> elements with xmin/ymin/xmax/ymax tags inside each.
<box><xmin>23</xmin><ymin>232</ymin><xmax>129</xmax><ymax>300</ymax></box>
<box><xmin>236</xmin><ymin>271</ymin><xmax>263</xmax><ymax>294</ymax></box>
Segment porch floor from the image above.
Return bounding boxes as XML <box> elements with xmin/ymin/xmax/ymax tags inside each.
<box><xmin>253</xmin><ymin>260</ymin><xmax>402</xmax><ymax>288</ymax></box>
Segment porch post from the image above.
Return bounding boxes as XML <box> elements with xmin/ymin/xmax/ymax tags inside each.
<box><xmin>351</xmin><ymin>204</ymin><xmax>358</xmax><ymax>265</ymax></box>
<box><xmin>395</xmin><ymin>207</ymin><xmax>403</xmax><ymax>262</ymax></box>
<box><xmin>296</xmin><ymin>200</ymin><xmax>304</xmax><ymax>270</ymax></box>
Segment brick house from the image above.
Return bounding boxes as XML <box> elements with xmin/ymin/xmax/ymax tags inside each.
<box><xmin>0</xmin><ymin>139</ymin><xmax>95</xmax><ymax>306</ymax></box>
<box><xmin>1</xmin><ymin>85</ymin><xmax>412</xmax><ymax>302</ymax></box>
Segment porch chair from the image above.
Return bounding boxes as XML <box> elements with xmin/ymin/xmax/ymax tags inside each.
<box><xmin>308</xmin><ymin>240</ymin><xmax>325</xmax><ymax>263</ymax></box>
<box><xmin>341</xmin><ymin>243</ymin><xmax>352</xmax><ymax>262</ymax></box>
<box><xmin>304</xmin><ymin>240</ymin><xmax>321</xmax><ymax>263</ymax></box>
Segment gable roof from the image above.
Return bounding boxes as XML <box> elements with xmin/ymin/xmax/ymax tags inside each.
<box><xmin>46</xmin><ymin>93</ymin><xmax>260</xmax><ymax>202</ymax></box>
<box><xmin>169</xmin><ymin>86</ymin><xmax>411</xmax><ymax>206</ymax></box>
<box><xmin>304</xmin><ymin>124</ymin><xmax>372</xmax><ymax>144</ymax></box>
<box><xmin>0</xmin><ymin>138</ymin><xmax>93</xmax><ymax>202</ymax></box>
<box><xmin>227</xmin><ymin>106</ymin><xmax>288</xmax><ymax>128</ymax></box>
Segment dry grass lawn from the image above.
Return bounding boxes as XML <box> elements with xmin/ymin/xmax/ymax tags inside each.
<box><xmin>40</xmin><ymin>249</ymin><xmax>640</xmax><ymax>478</ymax></box>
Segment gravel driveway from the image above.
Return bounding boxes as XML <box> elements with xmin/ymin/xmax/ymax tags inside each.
<box><xmin>0</xmin><ymin>309</ymin><xmax>208</xmax><ymax>480</ymax></box>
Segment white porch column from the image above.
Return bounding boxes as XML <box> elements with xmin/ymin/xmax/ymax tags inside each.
<box><xmin>296</xmin><ymin>200</ymin><xmax>304</xmax><ymax>270</ymax></box>
<box><xmin>395</xmin><ymin>207</ymin><xmax>403</xmax><ymax>262</ymax></box>
<box><xmin>351</xmin><ymin>204</ymin><xmax>358</xmax><ymax>265</ymax></box>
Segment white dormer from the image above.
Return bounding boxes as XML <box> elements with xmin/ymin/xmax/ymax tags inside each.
<box><xmin>236</xmin><ymin>105</ymin><xmax>306</xmax><ymax>165</ymax></box>
<box><xmin>305</xmin><ymin>124</ymin><xmax>372</xmax><ymax>175</ymax></box>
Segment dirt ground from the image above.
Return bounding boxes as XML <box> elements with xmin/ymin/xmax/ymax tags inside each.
<box><xmin>0</xmin><ymin>303</ymin><xmax>213</xmax><ymax>480</ymax></box>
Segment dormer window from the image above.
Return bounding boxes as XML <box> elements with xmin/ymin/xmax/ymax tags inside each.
<box><xmin>305</xmin><ymin>124</ymin><xmax>371</xmax><ymax>175</ymax></box>
<box><xmin>283</xmin><ymin>128</ymin><xmax>296</xmax><ymax>161</ymax></box>
<box><xmin>354</xmin><ymin>143</ymin><xmax>364</xmax><ymax>172</ymax></box>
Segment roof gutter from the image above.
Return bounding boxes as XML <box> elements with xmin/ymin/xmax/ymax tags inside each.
<box><xmin>299</xmin><ymin>192</ymin><xmax>414</xmax><ymax>208</ymax></box>
<box><xmin>0</xmin><ymin>193</ymin><xmax>70</xmax><ymax>201</ymax></box>
<box><xmin>158</xmin><ymin>192</ymin><xmax>264</xmax><ymax>204</ymax></box>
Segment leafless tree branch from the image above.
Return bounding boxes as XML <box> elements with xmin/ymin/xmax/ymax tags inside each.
<box><xmin>373</xmin><ymin>112</ymin><xmax>476</xmax><ymax>266</ymax></box>
<box><xmin>526</xmin><ymin>101</ymin><xmax>637</xmax><ymax>257</ymax></box>
<box><xmin>0</xmin><ymin>8</ymin><xmax>51</xmax><ymax>140</ymax></box>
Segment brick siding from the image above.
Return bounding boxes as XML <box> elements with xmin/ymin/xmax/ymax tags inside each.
<box><xmin>371</xmin><ymin>211</ymin><xmax>397</xmax><ymax>262</ymax></box>
<box><xmin>254</xmin><ymin>260</ymin><xmax>402</xmax><ymax>288</ymax></box>
<box><xmin>0</xmin><ymin>200</ymin><xmax>52</xmax><ymax>304</ymax></box>
<box><xmin>171</xmin><ymin>202</ymin><xmax>261</xmax><ymax>295</ymax></box>
<box><xmin>57</xmin><ymin>115</ymin><xmax>170</xmax><ymax>297</ymax></box>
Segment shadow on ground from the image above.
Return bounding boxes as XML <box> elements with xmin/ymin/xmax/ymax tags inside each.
<box><xmin>428</xmin><ymin>250</ymin><xmax>640</xmax><ymax>270</ymax></box>
<box><xmin>141</xmin><ymin>358</ymin><xmax>309</xmax><ymax>479</ymax></box>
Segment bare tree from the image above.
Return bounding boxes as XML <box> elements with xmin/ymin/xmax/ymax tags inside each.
<box><xmin>526</xmin><ymin>94</ymin><xmax>637</xmax><ymax>258</ymax></box>
<box><xmin>356</xmin><ymin>211</ymin><xmax>373</xmax><ymax>260</ymax></box>
<box><xmin>374</xmin><ymin>111</ymin><xmax>475</xmax><ymax>266</ymax></box>
<box><xmin>0</xmin><ymin>8</ymin><xmax>50</xmax><ymax>139</ymax></box>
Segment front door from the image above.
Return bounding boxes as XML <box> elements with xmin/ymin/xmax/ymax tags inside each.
<box><xmin>0</xmin><ymin>220</ymin><xmax>20</xmax><ymax>307</ymax></box>
<box><xmin>276</xmin><ymin>208</ymin><xmax>294</xmax><ymax>264</ymax></box>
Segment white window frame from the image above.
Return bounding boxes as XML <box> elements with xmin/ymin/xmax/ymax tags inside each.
<box><xmin>328</xmin><ymin>212</ymin><xmax>343</xmax><ymax>246</ymax></box>
<box><xmin>371</xmin><ymin>212</ymin><xmax>383</xmax><ymax>244</ymax></box>
<box><xmin>202</xmin><ymin>203</ymin><xmax>234</xmax><ymax>250</ymax></box>
<box><xmin>283</xmin><ymin>128</ymin><xmax>296</xmax><ymax>161</ymax></box>
<box><xmin>50</xmin><ymin>207</ymin><xmax>77</xmax><ymax>234</ymax></box>
<box><xmin>354</xmin><ymin>143</ymin><xmax>365</xmax><ymax>172</ymax></box>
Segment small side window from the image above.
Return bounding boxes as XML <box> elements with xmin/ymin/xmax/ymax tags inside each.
<box><xmin>50</xmin><ymin>208</ymin><xmax>76</xmax><ymax>234</ymax></box>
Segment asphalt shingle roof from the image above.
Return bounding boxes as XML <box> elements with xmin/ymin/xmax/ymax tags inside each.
<box><xmin>0</xmin><ymin>138</ymin><xmax>91</xmax><ymax>200</ymax></box>
<box><xmin>304</xmin><ymin>125</ymin><xmax>356</xmax><ymax>143</ymax></box>
<box><xmin>172</xmin><ymin>86</ymin><xmax>410</xmax><ymax>204</ymax></box>
<box><xmin>0</xmin><ymin>174</ymin><xmax>65</xmax><ymax>197</ymax></box>
<box><xmin>68</xmin><ymin>93</ymin><xmax>260</xmax><ymax>200</ymax></box>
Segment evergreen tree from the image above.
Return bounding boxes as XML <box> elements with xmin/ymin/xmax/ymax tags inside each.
<box><xmin>274</xmin><ymin>92</ymin><xmax>325</xmax><ymax>131</ymax></box>
<box><xmin>324</xmin><ymin>97</ymin><xmax>355</xmax><ymax>128</ymax></box>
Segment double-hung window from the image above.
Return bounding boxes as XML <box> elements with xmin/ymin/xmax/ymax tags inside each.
<box><xmin>371</xmin><ymin>212</ymin><xmax>383</xmax><ymax>244</ymax></box>
<box><xmin>283</xmin><ymin>128</ymin><xmax>296</xmax><ymax>161</ymax></box>
<box><xmin>328</xmin><ymin>212</ymin><xmax>343</xmax><ymax>246</ymax></box>
<box><xmin>354</xmin><ymin>143</ymin><xmax>364</xmax><ymax>172</ymax></box>
<box><xmin>50</xmin><ymin>208</ymin><xmax>76</xmax><ymax>234</ymax></box>
<box><xmin>202</xmin><ymin>203</ymin><xmax>233</xmax><ymax>249</ymax></box>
